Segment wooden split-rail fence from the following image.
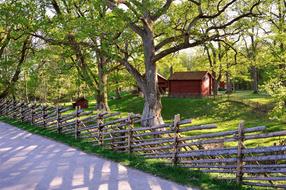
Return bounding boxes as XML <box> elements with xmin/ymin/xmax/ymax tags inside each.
<box><xmin>0</xmin><ymin>98</ymin><xmax>285</xmax><ymax>189</ymax></box>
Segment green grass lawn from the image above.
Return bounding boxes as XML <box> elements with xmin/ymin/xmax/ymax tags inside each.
<box><xmin>107</xmin><ymin>93</ymin><xmax>283</xmax><ymax>129</ymax></box>
<box><xmin>65</xmin><ymin>91</ymin><xmax>284</xmax><ymax>136</ymax></box>
<box><xmin>228</xmin><ymin>90</ymin><xmax>274</xmax><ymax>105</ymax></box>
<box><xmin>65</xmin><ymin>91</ymin><xmax>284</xmax><ymax>146</ymax></box>
<box><xmin>108</xmin><ymin>92</ymin><xmax>284</xmax><ymax>146</ymax></box>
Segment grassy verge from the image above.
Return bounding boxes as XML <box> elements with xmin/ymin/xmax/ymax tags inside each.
<box><xmin>0</xmin><ymin>116</ymin><xmax>254</xmax><ymax>190</ymax></box>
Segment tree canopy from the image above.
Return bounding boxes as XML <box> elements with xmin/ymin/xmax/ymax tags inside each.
<box><xmin>0</xmin><ymin>0</ymin><xmax>285</xmax><ymax>122</ymax></box>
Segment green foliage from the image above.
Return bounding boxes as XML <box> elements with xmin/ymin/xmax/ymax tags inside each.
<box><xmin>0</xmin><ymin>0</ymin><xmax>285</xmax><ymax>124</ymax></box>
<box><xmin>264</xmin><ymin>79</ymin><xmax>286</xmax><ymax>121</ymax></box>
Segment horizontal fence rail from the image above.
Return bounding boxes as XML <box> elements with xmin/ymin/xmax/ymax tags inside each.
<box><xmin>0</xmin><ymin>98</ymin><xmax>285</xmax><ymax>189</ymax></box>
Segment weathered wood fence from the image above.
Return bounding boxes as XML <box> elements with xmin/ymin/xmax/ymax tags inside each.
<box><xmin>0</xmin><ymin>98</ymin><xmax>285</xmax><ymax>189</ymax></box>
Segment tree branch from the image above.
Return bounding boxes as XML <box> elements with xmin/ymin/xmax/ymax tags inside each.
<box><xmin>150</xmin><ymin>0</ymin><xmax>174</xmax><ymax>21</ymax></box>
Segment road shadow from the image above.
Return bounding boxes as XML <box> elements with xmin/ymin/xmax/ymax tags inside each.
<box><xmin>0</xmin><ymin>122</ymin><xmax>193</xmax><ymax>190</ymax></box>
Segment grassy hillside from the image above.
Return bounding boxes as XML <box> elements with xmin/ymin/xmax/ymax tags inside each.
<box><xmin>67</xmin><ymin>91</ymin><xmax>285</xmax><ymax>146</ymax></box>
<box><xmin>229</xmin><ymin>90</ymin><xmax>274</xmax><ymax>105</ymax></box>
<box><xmin>109</xmin><ymin>93</ymin><xmax>285</xmax><ymax>146</ymax></box>
<box><xmin>108</xmin><ymin>94</ymin><xmax>283</xmax><ymax>130</ymax></box>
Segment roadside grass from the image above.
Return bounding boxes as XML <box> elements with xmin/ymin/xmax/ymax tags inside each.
<box><xmin>0</xmin><ymin>116</ymin><xmax>254</xmax><ymax>190</ymax></box>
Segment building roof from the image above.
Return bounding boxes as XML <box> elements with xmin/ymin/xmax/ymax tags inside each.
<box><xmin>169</xmin><ymin>71</ymin><xmax>212</xmax><ymax>80</ymax></box>
<box><xmin>157</xmin><ymin>73</ymin><xmax>167</xmax><ymax>81</ymax></box>
<box><xmin>142</xmin><ymin>73</ymin><xmax>167</xmax><ymax>81</ymax></box>
<box><xmin>75</xmin><ymin>97</ymin><xmax>88</xmax><ymax>102</ymax></box>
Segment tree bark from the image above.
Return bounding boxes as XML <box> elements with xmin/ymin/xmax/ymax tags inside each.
<box><xmin>212</xmin><ymin>71</ymin><xmax>218</xmax><ymax>96</ymax></box>
<box><xmin>226</xmin><ymin>70</ymin><xmax>232</xmax><ymax>94</ymax></box>
<box><xmin>251</xmin><ymin>66</ymin><xmax>259</xmax><ymax>93</ymax></box>
<box><xmin>0</xmin><ymin>36</ymin><xmax>30</xmax><ymax>99</ymax></box>
<box><xmin>95</xmin><ymin>54</ymin><xmax>110</xmax><ymax>111</ymax></box>
<box><xmin>120</xmin><ymin>17</ymin><xmax>164</xmax><ymax>127</ymax></box>
<box><xmin>96</xmin><ymin>70</ymin><xmax>109</xmax><ymax>111</ymax></box>
<box><xmin>140</xmin><ymin>18</ymin><xmax>164</xmax><ymax>127</ymax></box>
<box><xmin>115</xmin><ymin>86</ymin><xmax>121</xmax><ymax>99</ymax></box>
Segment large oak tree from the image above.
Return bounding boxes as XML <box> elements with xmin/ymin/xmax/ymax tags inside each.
<box><xmin>108</xmin><ymin>0</ymin><xmax>261</xmax><ymax>126</ymax></box>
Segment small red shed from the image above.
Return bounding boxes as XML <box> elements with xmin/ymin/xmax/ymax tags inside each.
<box><xmin>72</xmin><ymin>97</ymin><xmax>89</xmax><ymax>109</ymax></box>
<box><xmin>219</xmin><ymin>81</ymin><xmax>226</xmax><ymax>90</ymax></box>
<box><xmin>169</xmin><ymin>71</ymin><xmax>213</xmax><ymax>97</ymax></box>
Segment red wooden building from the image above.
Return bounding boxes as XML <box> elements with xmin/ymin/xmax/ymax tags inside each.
<box><xmin>72</xmin><ymin>97</ymin><xmax>89</xmax><ymax>109</ymax></box>
<box><xmin>219</xmin><ymin>81</ymin><xmax>226</xmax><ymax>90</ymax></box>
<box><xmin>169</xmin><ymin>71</ymin><xmax>213</xmax><ymax>97</ymax></box>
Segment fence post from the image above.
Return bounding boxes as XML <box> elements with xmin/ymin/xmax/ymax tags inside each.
<box><xmin>13</xmin><ymin>100</ymin><xmax>17</xmax><ymax>119</ymax></box>
<box><xmin>0</xmin><ymin>99</ymin><xmax>2</xmax><ymax>115</ymax></box>
<box><xmin>97</xmin><ymin>113</ymin><xmax>104</xmax><ymax>145</ymax></box>
<box><xmin>127</xmin><ymin>113</ymin><xmax>134</xmax><ymax>154</ymax></box>
<box><xmin>42</xmin><ymin>105</ymin><xmax>47</xmax><ymax>127</ymax></box>
<box><xmin>30</xmin><ymin>104</ymin><xmax>35</xmax><ymax>124</ymax></box>
<box><xmin>56</xmin><ymin>106</ymin><xmax>62</xmax><ymax>134</ymax></box>
<box><xmin>24</xmin><ymin>103</ymin><xmax>28</xmax><ymax>122</ymax></box>
<box><xmin>4</xmin><ymin>99</ymin><xmax>7</xmax><ymax>116</ymax></box>
<box><xmin>111</xmin><ymin>131</ymin><xmax>115</xmax><ymax>150</ymax></box>
<box><xmin>0</xmin><ymin>99</ymin><xmax>4</xmax><ymax>115</ymax></box>
<box><xmin>236</xmin><ymin>121</ymin><xmax>245</xmax><ymax>185</ymax></box>
<box><xmin>8</xmin><ymin>100</ymin><xmax>11</xmax><ymax>116</ymax></box>
<box><xmin>6</xmin><ymin>100</ymin><xmax>9</xmax><ymax>116</ymax></box>
<box><xmin>20</xmin><ymin>102</ymin><xmax>25</xmax><ymax>122</ymax></box>
<box><xmin>172</xmin><ymin>114</ymin><xmax>181</xmax><ymax>166</ymax></box>
<box><xmin>8</xmin><ymin>100</ymin><xmax>12</xmax><ymax>117</ymax></box>
<box><xmin>75</xmin><ymin>106</ymin><xmax>80</xmax><ymax>139</ymax></box>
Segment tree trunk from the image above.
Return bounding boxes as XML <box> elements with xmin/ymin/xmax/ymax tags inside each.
<box><xmin>212</xmin><ymin>71</ymin><xmax>218</xmax><ymax>96</ymax></box>
<box><xmin>119</xmin><ymin>16</ymin><xmax>165</xmax><ymax>127</ymax></box>
<box><xmin>96</xmin><ymin>57</ymin><xmax>110</xmax><ymax>111</ymax></box>
<box><xmin>251</xmin><ymin>66</ymin><xmax>259</xmax><ymax>93</ymax></box>
<box><xmin>140</xmin><ymin>19</ymin><xmax>164</xmax><ymax>127</ymax></box>
<box><xmin>24</xmin><ymin>71</ymin><xmax>29</xmax><ymax>102</ymax></box>
<box><xmin>142</xmin><ymin>93</ymin><xmax>164</xmax><ymax>127</ymax></box>
<box><xmin>232</xmin><ymin>81</ymin><xmax>236</xmax><ymax>92</ymax></box>
<box><xmin>226</xmin><ymin>71</ymin><xmax>232</xmax><ymax>94</ymax></box>
<box><xmin>115</xmin><ymin>86</ymin><xmax>121</xmax><ymax>99</ymax></box>
<box><xmin>114</xmin><ymin>70</ymin><xmax>121</xmax><ymax>99</ymax></box>
<box><xmin>0</xmin><ymin>36</ymin><xmax>30</xmax><ymax>99</ymax></box>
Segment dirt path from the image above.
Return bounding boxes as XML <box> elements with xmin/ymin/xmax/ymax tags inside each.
<box><xmin>0</xmin><ymin>122</ymin><xmax>197</xmax><ymax>190</ymax></box>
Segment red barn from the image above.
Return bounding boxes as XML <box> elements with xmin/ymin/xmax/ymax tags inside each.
<box><xmin>169</xmin><ymin>71</ymin><xmax>213</xmax><ymax>97</ymax></box>
<box><xmin>72</xmin><ymin>97</ymin><xmax>89</xmax><ymax>109</ymax></box>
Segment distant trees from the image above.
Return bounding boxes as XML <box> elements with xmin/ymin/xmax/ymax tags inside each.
<box><xmin>0</xmin><ymin>0</ymin><xmax>284</xmax><ymax>122</ymax></box>
<box><xmin>0</xmin><ymin>1</ymin><xmax>35</xmax><ymax>99</ymax></box>
<box><xmin>32</xmin><ymin>0</ymin><xmax>126</xmax><ymax>110</ymax></box>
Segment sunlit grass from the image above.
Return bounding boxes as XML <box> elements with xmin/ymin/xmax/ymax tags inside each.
<box><xmin>106</xmin><ymin>93</ymin><xmax>285</xmax><ymax>146</ymax></box>
<box><xmin>229</xmin><ymin>90</ymin><xmax>274</xmax><ymax>105</ymax></box>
